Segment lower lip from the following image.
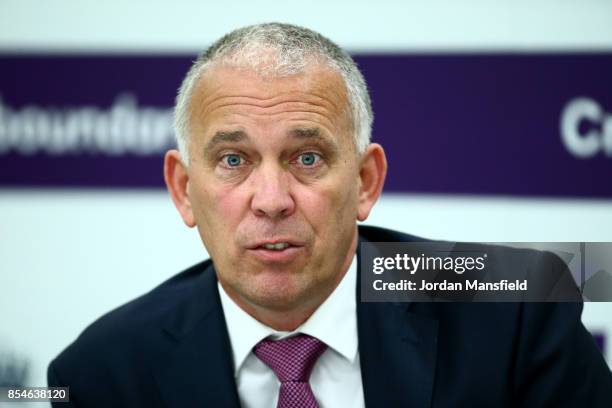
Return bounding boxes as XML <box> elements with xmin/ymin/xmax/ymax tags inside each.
<box><xmin>247</xmin><ymin>246</ymin><xmax>303</xmax><ymax>263</ymax></box>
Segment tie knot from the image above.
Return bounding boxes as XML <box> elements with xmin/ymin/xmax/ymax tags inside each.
<box><xmin>253</xmin><ymin>334</ymin><xmax>327</xmax><ymax>383</ymax></box>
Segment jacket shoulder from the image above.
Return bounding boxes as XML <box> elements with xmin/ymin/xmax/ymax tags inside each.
<box><xmin>358</xmin><ymin>224</ymin><xmax>427</xmax><ymax>242</ymax></box>
<box><xmin>49</xmin><ymin>259</ymin><xmax>213</xmax><ymax>378</ymax></box>
<box><xmin>84</xmin><ymin>259</ymin><xmax>212</xmax><ymax>336</ymax></box>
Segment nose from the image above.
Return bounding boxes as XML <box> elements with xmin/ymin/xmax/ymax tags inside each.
<box><xmin>250</xmin><ymin>162</ymin><xmax>296</xmax><ymax>220</ymax></box>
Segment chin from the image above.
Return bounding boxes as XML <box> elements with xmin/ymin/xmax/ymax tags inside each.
<box><xmin>246</xmin><ymin>276</ymin><xmax>313</xmax><ymax>310</ymax></box>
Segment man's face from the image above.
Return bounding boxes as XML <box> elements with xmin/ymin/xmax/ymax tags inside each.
<box><xmin>177</xmin><ymin>63</ymin><xmax>368</xmax><ymax>316</ymax></box>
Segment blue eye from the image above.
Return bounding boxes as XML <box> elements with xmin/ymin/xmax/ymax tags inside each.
<box><xmin>222</xmin><ymin>154</ymin><xmax>243</xmax><ymax>167</ymax></box>
<box><xmin>298</xmin><ymin>152</ymin><xmax>321</xmax><ymax>166</ymax></box>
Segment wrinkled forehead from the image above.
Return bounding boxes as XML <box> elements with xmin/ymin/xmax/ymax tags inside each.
<box><xmin>188</xmin><ymin>61</ymin><xmax>354</xmax><ymax>141</ymax></box>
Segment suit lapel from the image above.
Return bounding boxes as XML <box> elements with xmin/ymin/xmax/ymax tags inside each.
<box><xmin>357</xmin><ymin>232</ymin><xmax>439</xmax><ymax>407</ymax></box>
<box><xmin>152</xmin><ymin>263</ymin><xmax>241</xmax><ymax>408</ymax></box>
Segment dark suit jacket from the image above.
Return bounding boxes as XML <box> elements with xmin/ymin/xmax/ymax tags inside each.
<box><xmin>48</xmin><ymin>225</ymin><xmax>612</xmax><ymax>407</ymax></box>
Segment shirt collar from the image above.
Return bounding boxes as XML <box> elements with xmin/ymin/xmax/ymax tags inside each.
<box><xmin>218</xmin><ymin>255</ymin><xmax>358</xmax><ymax>375</ymax></box>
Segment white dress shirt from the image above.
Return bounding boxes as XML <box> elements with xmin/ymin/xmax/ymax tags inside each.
<box><xmin>218</xmin><ymin>255</ymin><xmax>365</xmax><ymax>408</ymax></box>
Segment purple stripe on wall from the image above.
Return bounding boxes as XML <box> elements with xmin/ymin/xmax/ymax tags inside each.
<box><xmin>1</xmin><ymin>53</ymin><xmax>611</xmax><ymax>196</ymax></box>
<box><xmin>360</xmin><ymin>54</ymin><xmax>612</xmax><ymax>198</ymax></box>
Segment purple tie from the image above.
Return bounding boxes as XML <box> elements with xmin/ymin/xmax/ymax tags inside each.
<box><xmin>253</xmin><ymin>334</ymin><xmax>328</xmax><ymax>408</ymax></box>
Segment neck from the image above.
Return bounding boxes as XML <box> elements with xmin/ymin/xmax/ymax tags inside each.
<box><xmin>248</xmin><ymin>306</ymin><xmax>319</xmax><ymax>332</ymax></box>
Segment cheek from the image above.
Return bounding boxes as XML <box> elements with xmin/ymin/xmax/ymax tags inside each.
<box><xmin>215</xmin><ymin>187</ymin><xmax>247</xmax><ymax>221</ymax></box>
<box><xmin>190</xmin><ymin>178</ymin><xmax>246</xmax><ymax>235</ymax></box>
<box><xmin>296</xmin><ymin>177</ymin><xmax>359</xmax><ymax>234</ymax></box>
<box><xmin>191</xmin><ymin>182</ymin><xmax>251</xmax><ymax>264</ymax></box>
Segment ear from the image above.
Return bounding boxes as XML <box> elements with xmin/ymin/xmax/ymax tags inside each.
<box><xmin>164</xmin><ymin>149</ymin><xmax>196</xmax><ymax>227</ymax></box>
<box><xmin>357</xmin><ymin>143</ymin><xmax>387</xmax><ymax>221</ymax></box>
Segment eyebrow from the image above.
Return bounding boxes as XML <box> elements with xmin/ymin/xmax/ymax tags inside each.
<box><xmin>288</xmin><ymin>127</ymin><xmax>339</xmax><ymax>153</ymax></box>
<box><xmin>204</xmin><ymin>126</ymin><xmax>339</xmax><ymax>153</ymax></box>
<box><xmin>205</xmin><ymin>130</ymin><xmax>248</xmax><ymax>152</ymax></box>
<box><xmin>289</xmin><ymin>127</ymin><xmax>322</xmax><ymax>139</ymax></box>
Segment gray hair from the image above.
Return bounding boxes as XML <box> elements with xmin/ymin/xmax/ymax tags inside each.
<box><xmin>173</xmin><ymin>22</ymin><xmax>373</xmax><ymax>163</ymax></box>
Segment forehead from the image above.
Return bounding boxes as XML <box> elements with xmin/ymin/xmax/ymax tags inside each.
<box><xmin>188</xmin><ymin>63</ymin><xmax>352</xmax><ymax>140</ymax></box>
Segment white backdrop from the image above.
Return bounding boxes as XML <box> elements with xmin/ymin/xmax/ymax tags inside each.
<box><xmin>1</xmin><ymin>0</ymin><xmax>611</xmax><ymax>396</ymax></box>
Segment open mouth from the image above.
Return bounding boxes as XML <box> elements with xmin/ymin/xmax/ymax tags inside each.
<box><xmin>260</xmin><ymin>242</ymin><xmax>291</xmax><ymax>251</ymax></box>
<box><xmin>247</xmin><ymin>240</ymin><xmax>304</xmax><ymax>263</ymax></box>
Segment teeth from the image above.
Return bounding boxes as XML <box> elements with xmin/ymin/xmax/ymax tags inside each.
<box><xmin>263</xmin><ymin>242</ymin><xmax>289</xmax><ymax>250</ymax></box>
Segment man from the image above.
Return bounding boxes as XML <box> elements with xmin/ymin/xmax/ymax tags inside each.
<box><xmin>48</xmin><ymin>23</ymin><xmax>612</xmax><ymax>407</ymax></box>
